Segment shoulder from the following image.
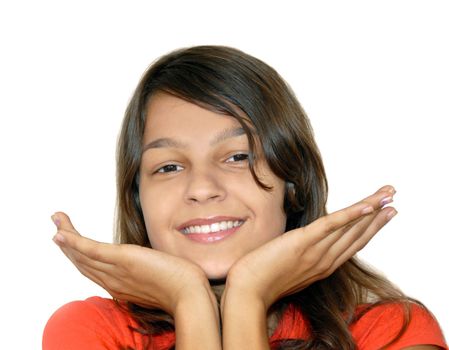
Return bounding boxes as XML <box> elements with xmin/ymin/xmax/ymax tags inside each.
<box><xmin>42</xmin><ymin>296</ymin><xmax>148</xmax><ymax>350</ymax></box>
<box><xmin>351</xmin><ymin>302</ymin><xmax>448</xmax><ymax>350</ymax></box>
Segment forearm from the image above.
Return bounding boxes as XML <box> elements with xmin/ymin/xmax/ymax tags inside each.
<box><xmin>174</xmin><ymin>288</ymin><xmax>221</xmax><ymax>350</ymax></box>
<box><xmin>221</xmin><ymin>290</ymin><xmax>270</xmax><ymax>350</ymax></box>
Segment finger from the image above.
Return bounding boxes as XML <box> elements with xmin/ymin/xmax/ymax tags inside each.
<box><xmin>298</xmin><ymin>190</ymin><xmax>396</xmax><ymax>277</ymax></box>
<box><xmin>376</xmin><ymin>185</ymin><xmax>396</xmax><ymax>195</ymax></box>
<box><xmin>330</xmin><ymin>206</ymin><xmax>397</xmax><ymax>271</ymax></box>
<box><xmin>321</xmin><ymin>208</ymin><xmax>382</xmax><ymax>261</ymax></box>
<box><xmin>302</xmin><ymin>203</ymin><xmax>370</xmax><ymax>244</ymax></box>
<box><xmin>66</xmin><ymin>252</ymin><xmax>109</xmax><ymax>286</ymax></box>
<box><xmin>347</xmin><ymin>206</ymin><xmax>397</xmax><ymax>256</ymax></box>
<box><xmin>58</xmin><ymin>245</ymin><xmax>159</xmax><ymax>307</ymax></box>
<box><xmin>287</xmin><ymin>210</ymin><xmax>378</xmax><ymax>282</ymax></box>
<box><xmin>333</xmin><ymin>188</ymin><xmax>396</xmax><ymax>238</ymax></box>
<box><xmin>312</xmin><ymin>208</ymin><xmax>379</xmax><ymax>254</ymax></box>
<box><xmin>293</xmin><ymin>207</ymin><xmax>396</xmax><ymax>286</ymax></box>
<box><xmin>311</xmin><ymin>187</ymin><xmax>394</xmax><ymax>248</ymax></box>
<box><xmin>61</xmin><ymin>256</ymin><xmax>138</xmax><ymax>303</ymax></box>
<box><xmin>57</xmin><ymin>237</ymin><xmax>114</xmax><ymax>272</ymax></box>
<box><xmin>352</xmin><ymin>186</ymin><xmax>395</xmax><ymax>213</ymax></box>
<box><xmin>54</xmin><ymin>229</ymin><xmax>120</xmax><ymax>264</ymax></box>
<box><xmin>53</xmin><ymin>230</ymin><xmax>117</xmax><ymax>278</ymax></box>
<box><xmin>51</xmin><ymin>211</ymin><xmax>79</xmax><ymax>235</ymax></box>
<box><xmin>307</xmin><ymin>188</ymin><xmax>396</xmax><ymax>242</ymax></box>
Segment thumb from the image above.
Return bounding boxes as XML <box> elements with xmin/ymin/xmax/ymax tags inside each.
<box><xmin>51</xmin><ymin>211</ymin><xmax>79</xmax><ymax>234</ymax></box>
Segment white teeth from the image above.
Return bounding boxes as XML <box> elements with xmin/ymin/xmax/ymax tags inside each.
<box><xmin>182</xmin><ymin>220</ymin><xmax>244</xmax><ymax>234</ymax></box>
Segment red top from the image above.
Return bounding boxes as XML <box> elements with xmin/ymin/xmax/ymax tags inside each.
<box><xmin>43</xmin><ymin>296</ymin><xmax>448</xmax><ymax>350</ymax></box>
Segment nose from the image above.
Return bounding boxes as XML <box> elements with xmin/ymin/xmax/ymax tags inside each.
<box><xmin>184</xmin><ymin>167</ymin><xmax>226</xmax><ymax>204</ymax></box>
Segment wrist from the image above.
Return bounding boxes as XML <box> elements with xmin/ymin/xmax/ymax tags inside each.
<box><xmin>221</xmin><ymin>286</ymin><xmax>268</xmax><ymax>319</ymax></box>
<box><xmin>222</xmin><ymin>269</ymin><xmax>272</xmax><ymax>314</ymax></box>
<box><xmin>174</xmin><ymin>280</ymin><xmax>218</xmax><ymax>319</ymax></box>
<box><xmin>221</xmin><ymin>289</ymin><xmax>270</xmax><ymax>350</ymax></box>
<box><xmin>174</xmin><ymin>284</ymin><xmax>221</xmax><ymax>350</ymax></box>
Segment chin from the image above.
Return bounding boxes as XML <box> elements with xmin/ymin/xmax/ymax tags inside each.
<box><xmin>199</xmin><ymin>260</ymin><xmax>233</xmax><ymax>282</ymax></box>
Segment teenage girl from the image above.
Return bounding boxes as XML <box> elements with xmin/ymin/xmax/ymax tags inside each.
<box><xmin>43</xmin><ymin>46</ymin><xmax>447</xmax><ymax>350</ymax></box>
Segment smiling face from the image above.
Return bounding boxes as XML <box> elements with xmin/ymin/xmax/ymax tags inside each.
<box><xmin>139</xmin><ymin>92</ymin><xmax>286</xmax><ymax>280</ymax></box>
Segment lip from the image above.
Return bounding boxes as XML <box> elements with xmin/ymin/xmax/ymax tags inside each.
<box><xmin>176</xmin><ymin>216</ymin><xmax>245</xmax><ymax>231</ymax></box>
<box><xmin>177</xmin><ymin>216</ymin><xmax>245</xmax><ymax>244</ymax></box>
<box><xmin>185</xmin><ymin>225</ymin><xmax>242</xmax><ymax>243</ymax></box>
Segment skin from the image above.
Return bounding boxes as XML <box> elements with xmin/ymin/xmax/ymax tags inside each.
<box><xmin>138</xmin><ymin>93</ymin><xmax>286</xmax><ymax>280</ymax></box>
<box><xmin>51</xmin><ymin>93</ymin><xmax>440</xmax><ymax>350</ymax></box>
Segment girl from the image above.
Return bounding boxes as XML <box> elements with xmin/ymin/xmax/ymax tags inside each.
<box><xmin>43</xmin><ymin>46</ymin><xmax>447</xmax><ymax>350</ymax></box>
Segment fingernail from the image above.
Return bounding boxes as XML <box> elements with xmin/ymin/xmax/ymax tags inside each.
<box><xmin>387</xmin><ymin>209</ymin><xmax>397</xmax><ymax>220</ymax></box>
<box><xmin>52</xmin><ymin>233</ymin><xmax>65</xmax><ymax>244</ymax></box>
<box><xmin>361</xmin><ymin>206</ymin><xmax>374</xmax><ymax>214</ymax></box>
<box><xmin>380</xmin><ymin>196</ymin><xmax>393</xmax><ymax>206</ymax></box>
<box><xmin>51</xmin><ymin>214</ymin><xmax>61</xmax><ymax>228</ymax></box>
<box><xmin>387</xmin><ymin>187</ymin><xmax>396</xmax><ymax>194</ymax></box>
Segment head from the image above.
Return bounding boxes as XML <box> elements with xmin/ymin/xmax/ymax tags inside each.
<box><xmin>115</xmin><ymin>45</ymin><xmax>327</xmax><ymax>280</ymax></box>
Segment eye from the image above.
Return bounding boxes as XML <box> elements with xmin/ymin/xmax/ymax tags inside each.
<box><xmin>225</xmin><ymin>153</ymin><xmax>249</xmax><ymax>163</ymax></box>
<box><xmin>155</xmin><ymin>164</ymin><xmax>184</xmax><ymax>174</ymax></box>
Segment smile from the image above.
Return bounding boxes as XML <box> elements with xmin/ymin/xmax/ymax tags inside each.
<box><xmin>181</xmin><ymin>220</ymin><xmax>244</xmax><ymax>234</ymax></box>
<box><xmin>177</xmin><ymin>216</ymin><xmax>246</xmax><ymax>243</ymax></box>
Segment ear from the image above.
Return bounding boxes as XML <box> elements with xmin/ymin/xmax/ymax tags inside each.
<box><xmin>286</xmin><ymin>181</ymin><xmax>302</xmax><ymax>210</ymax></box>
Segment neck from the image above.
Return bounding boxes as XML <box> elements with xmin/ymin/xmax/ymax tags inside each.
<box><xmin>210</xmin><ymin>282</ymin><xmax>226</xmax><ymax>303</ymax></box>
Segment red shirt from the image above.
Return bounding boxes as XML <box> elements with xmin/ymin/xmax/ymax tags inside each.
<box><xmin>43</xmin><ymin>296</ymin><xmax>447</xmax><ymax>350</ymax></box>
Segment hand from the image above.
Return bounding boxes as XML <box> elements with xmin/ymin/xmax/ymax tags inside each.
<box><xmin>222</xmin><ymin>185</ymin><xmax>397</xmax><ymax>311</ymax></box>
<box><xmin>51</xmin><ymin>213</ymin><xmax>216</xmax><ymax>316</ymax></box>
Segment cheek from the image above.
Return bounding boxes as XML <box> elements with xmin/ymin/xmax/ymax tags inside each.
<box><xmin>262</xmin><ymin>186</ymin><xmax>287</xmax><ymax>235</ymax></box>
<box><xmin>242</xmin><ymin>179</ymin><xmax>287</xmax><ymax>237</ymax></box>
<box><xmin>251</xmin><ymin>166</ymin><xmax>286</xmax><ymax>230</ymax></box>
<box><xmin>139</xmin><ymin>186</ymin><xmax>176</xmax><ymax>247</ymax></box>
<box><xmin>260</xmin><ymin>199</ymin><xmax>287</xmax><ymax>238</ymax></box>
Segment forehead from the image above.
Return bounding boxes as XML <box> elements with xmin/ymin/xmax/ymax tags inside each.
<box><xmin>143</xmin><ymin>92</ymin><xmax>248</xmax><ymax>140</ymax></box>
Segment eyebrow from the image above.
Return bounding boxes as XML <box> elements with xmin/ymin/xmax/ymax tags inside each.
<box><xmin>142</xmin><ymin>127</ymin><xmax>247</xmax><ymax>153</ymax></box>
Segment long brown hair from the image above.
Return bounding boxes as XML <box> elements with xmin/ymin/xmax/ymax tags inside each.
<box><xmin>115</xmin><ymin>45</ymin><xmax>414</xmax><ymax>349</ymax></box>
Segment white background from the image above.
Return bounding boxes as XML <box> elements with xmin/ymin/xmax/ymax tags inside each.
<box><xmin>0</xmin><ymin>1</ymin><xmax>448</xmax><ymax>348</ymax></box>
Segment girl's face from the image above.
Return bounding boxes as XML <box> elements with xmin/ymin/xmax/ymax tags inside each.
<box><xmin>139</xmin><ymin>92</ymin><xmax>286</xmax><ymax>280</ymax></box>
